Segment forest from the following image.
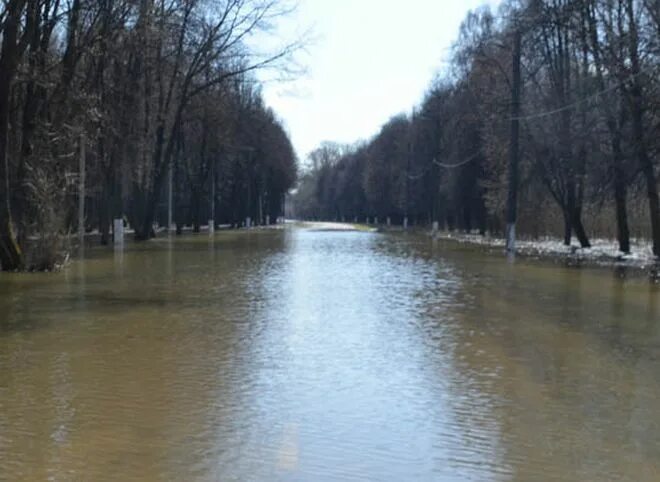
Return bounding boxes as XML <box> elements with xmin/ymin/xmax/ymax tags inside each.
<box><xmin>292</xmin><ymin>0</ymin><xmax>660</xmax><ymax>258</ymax></box>
<box><xmin>0</xmin><ymin>0</ymin><xmax>298</xmax><ymax>271</ymax></box>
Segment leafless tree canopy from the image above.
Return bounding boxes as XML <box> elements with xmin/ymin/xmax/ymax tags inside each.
<box><xmin>0</xmin><ymin>0</ymin><xmax>301</xmax><ymax>270</ymax></box>
<box><xmin>293</xmin><ymin>0</ymin><xmax>660</xmax><ymax>257</ymax></box>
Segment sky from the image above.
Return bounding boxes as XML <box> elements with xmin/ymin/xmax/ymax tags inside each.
<box><xmin>260</xmin><ymin>0</ymin><xmax>502</xmax><ymax>162</ymax></box>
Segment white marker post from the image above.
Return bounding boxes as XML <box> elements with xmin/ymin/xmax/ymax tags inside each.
<box><xmin>113</xmin><ymin>218</ymin><xmax>124</xmax><ymax>245</ymax></box>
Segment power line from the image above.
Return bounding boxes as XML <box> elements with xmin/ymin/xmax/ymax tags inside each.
<box><xmin>458</xmin><ymin>5</ymin><xmax>657</xmax><ymax>123</ymax></box>
<box><xmin>407</xmin><ymin>163</ymin><xmax>433</xmax><ymax>180</ymax></box>
<box><xmin>404</xmin><ymin>150</ymin><xmax>482</xmax><ymax>183</ymax></box>
<box><xmin>510</xmin><ymin>68</ymin><xmax>651</xmax><ymax>122</ymax></box>
<box><xmin>433</xmin><ymin>151</ymin><xmax>481</xmax><ymax>169</ymax></box>
<box><xmin>407</xmin><ymin>71</ymin><xmax>649</xmax><ymax>175</ymax></box>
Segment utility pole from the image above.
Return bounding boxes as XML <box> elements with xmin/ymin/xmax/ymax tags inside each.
<box><xmin>506</xmin><ymin>27</ymin><xmax>522</xmax><ymax>254</ymax></box>
<box><xmin>78</xmin><ymin>133</ymin><xmax>86</xmax><ymax>249</ymax></box>
<box><xmin>405</xmin><ymin>151</ymin><xmax>410</xmax><ymax>230</ymax></box>
<box><xmin>246</xmin><ymin>155</ymin><xmax>252</xmax><ymax>228</ymax></box>
<box><xmin>405</xmin><ymin>109</ymin><xmax>415</xmax><ymax>230</ymax></box>
<box><xmin>209</xmin><ymin>158</ymin><xmax>215</xmax><ymax>233</ymax></box>
<box><xmin>257</xmin><ymin>191</ymin><xmax>262</xmax><ymax>226</ymax></box>
<box><xmin>168</xmin><ymin>158</ymin><xmax>173</xmax><ymax>233</ymax></box>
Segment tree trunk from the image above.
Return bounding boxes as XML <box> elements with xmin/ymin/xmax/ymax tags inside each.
<box><xmin>633</xmin><ymin>123</ymin><xmax>660</xmax><ymax>257</ymax></box>
<box><xmin>572</xmin><ymin>208</ymin><xmax>591</xmax><ymax>248</ymax></box>
<box><xmin>612</xmin><ymin>136</ymin><xmax>631</xmax><ymax>253</ymax></box>
<box><xmin>563</xmin><ymin>209</ymin><xmax>572</xmax><ymax>246</ymax></box>
<box><xmin>0</xmin><ymin>0</ymin><xmax>28</xmax><ymax>270</ymax></box>
<box><xmin>137</xmin><ymin>102</ymin><xmax>185</xmax><ymax>241</ymax></box>
<box><xmin>99</xmin><ymin>192</ymin><xmax>110</xmax><ymax>246</ymax></box>
<box><xmin>574</xmin><ymin>149</ymin><xmax>591</xmax><ymax>249</ymax></box>
<box><xmin>191</xmin><ymin>188</ymin><xmax>201</xmax><ymax>233</ymax></box>
<box><xmin>0</xmin><ymin>95</ymin><xmax>24</xmax><ymax>269</ymax></box>
<box><xmin>585</xmin><ymin>0</ymin><xmax>631</xmax><ymax>254</ymax></box>
<box><xmin>626</xmin><ymin>0</ymin><xmax>660</xmax><ymax>257</ymax></box>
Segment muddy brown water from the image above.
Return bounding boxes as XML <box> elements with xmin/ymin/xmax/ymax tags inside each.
<box><xmin>1</xmin><ymin>225</ymin><xmax>658</xmax><ymax>481</ymax></box>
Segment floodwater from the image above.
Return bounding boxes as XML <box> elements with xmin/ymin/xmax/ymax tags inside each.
<box><xmin>0</xmin><ymin>225</ymin><xmax>659</xmax><ymax>481</ymax></box>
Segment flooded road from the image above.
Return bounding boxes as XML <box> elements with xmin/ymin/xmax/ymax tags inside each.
<box><xmin>1</xmin><ymin>225</ymin><xmax>659</xmax><ymax>481</ymax></box>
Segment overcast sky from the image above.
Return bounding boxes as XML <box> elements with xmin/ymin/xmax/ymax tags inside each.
<box><xmin>260</xmin><ymin>0</ymin><xmax>502</xmax><ymax>161</ymax></box>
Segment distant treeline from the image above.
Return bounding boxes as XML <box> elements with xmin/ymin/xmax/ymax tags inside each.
<box><xmin>292</xmin><ymin>0</ymin><xmax>660</xmax><ymax>257</ymax></box>
<box><xmin>0</xmin><ymin>0</ymin><xmax>298</xmax><ymax>271</ymax></box>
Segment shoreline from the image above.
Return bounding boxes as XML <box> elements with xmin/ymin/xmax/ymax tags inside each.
<box><xmin>291</xmin><ymin>221</ymin><xmax>659</xmax><ymax>276</ymax></box>
<box><xmin>14</xmin><ymin>221</ymin><xmax>660</xmax><ymax>279</ymax></box>
<box><xmin>426</xmin><ymin>230</ymin><xmax>660</xmax><ymax>277</ymax></box>
<box><xmin>317</xmin><ymin>221</ymin><xmax>660</xmax><ymax>278</ymax></box>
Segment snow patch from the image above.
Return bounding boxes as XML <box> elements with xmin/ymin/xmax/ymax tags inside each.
<box><xmin>434</xmin><ymin>232</ymin><xmax>659</xmax><ymax>269</ymax></box>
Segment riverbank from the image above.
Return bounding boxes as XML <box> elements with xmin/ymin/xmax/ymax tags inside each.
<box><xmin>73</xmin><ymin>220</ymin><xmax>658</xmax><ymax>278</ymax></box>
<box><xmin>291</xmin><ymin>221</ymin><xmax>659</xmax><ymax>273</ymax></box>
<box><xmin>427</xmin><ymin>230</ymin><xmax>659</xmax><ymax>273</ymax></box>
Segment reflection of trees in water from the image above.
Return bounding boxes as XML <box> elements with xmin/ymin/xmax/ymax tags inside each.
<box><xmin>0</xmin><ymin>232</ymin><xmax>299</xmax><ymax>479</ymax></box>
<box><xmin>1</xmin><ymin>230</ymin><xmax>659</xmax><ymax>479</ymax></box>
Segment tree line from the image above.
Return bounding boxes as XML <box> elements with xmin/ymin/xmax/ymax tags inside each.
<box><xmin>0</xmin><ymin>0</ymin><xmax>298</xmax><ymax>271</ymax></box>
<box><xmin>292</xmin><ymin>0</ymin><xmax>660</xmax><ymax>258</ymax></box>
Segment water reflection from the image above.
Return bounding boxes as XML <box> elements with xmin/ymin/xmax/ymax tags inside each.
<box><xmin>0</xmin><ymin>227</ymin><xmax>658</xmax><ymax>480</ymax></box>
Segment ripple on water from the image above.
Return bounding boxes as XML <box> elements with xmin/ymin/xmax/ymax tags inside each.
<box><xmin>0</xmin><ymin>228</ymin><xmax>658</xmax><ymax>480</ymax></box>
